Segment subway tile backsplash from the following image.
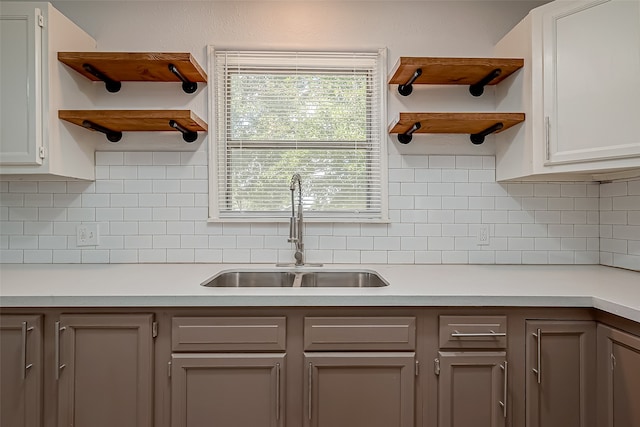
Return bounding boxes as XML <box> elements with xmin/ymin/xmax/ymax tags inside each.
<box><xmin>0</xmin><ymin>152</ymin><xmax>638</xmax><ymax>270</ymax></box>
<box><xmin>599</xmin><ymin>179</ymin><xmax>640</xmax><ymax>271</ymax></box>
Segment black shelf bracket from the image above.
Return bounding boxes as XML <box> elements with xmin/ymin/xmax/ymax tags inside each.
<box><xmin>398</xmin><ymin>68</ymin><xmax>422</xmax><ymax>96</ymax></box>
<box><xmin>470</xmin><ymin>122</ymin><xmax>503</xmax><ymax>145</ymax></box>
<box><xmin>169</xmin><ymin>120</ymin><xmax>198</xmax><ymax>143</ymax></box>
<box><xmin>82</xmin><ymin>63</ymin><xmax>121</xmax><ymax>93</ymax></box>
<box><xmin>82</xmin><ymin>120</ymin><xmax>122</xmax><ymax>143</ymax></box>
<box><xmin>469</xmin><ymin>68</ymin><xmax>502</xmax><ymax>97</ymax></box>
<box><xmin>168</xmin><ymin>64</ymin><xmax>198</xmax><ymax>94</ymax></box>
<box><xmin>397</xmin><ymin>122</ymin><xmax>421</xmax><ymax>144</ymax></box>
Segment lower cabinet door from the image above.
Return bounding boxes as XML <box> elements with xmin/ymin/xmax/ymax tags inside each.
<box><xmin>171</xmin><ymin>353</ymin><xmax>285</xmax><ymax>427</ymax></box>
<box><xmin>526</xmin><ymin>320</ymin><xmax>596</xmax><ymax>427</ymax></box>
<box><xmin>437</xmin><ymin>352</ymin><xmax>507</xmax><ymax>427</ymax></box>
<box><xmin>597</xmin><ymin>324</ymin><xmax>640</xmax><ymax>427</ymax></box>
<box><xmin>303</xmin><ymin>352</ymin><xmax>415</xmax><ymax>427</ymax></box>
<box><xmin>56</xmin><ymin>314</ymin><xmax>154</xmax><ymax>427</ymax></box>
<box><xmin>0</xmin><ymin>315</ymin><xmax>42</xmax><ymax>427</ymax></box>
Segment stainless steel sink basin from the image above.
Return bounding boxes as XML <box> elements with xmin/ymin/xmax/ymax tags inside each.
<box><xmin>201</xmin><ymin>269</ymin><xmax>389</xmax><ymax>288</ymax></box>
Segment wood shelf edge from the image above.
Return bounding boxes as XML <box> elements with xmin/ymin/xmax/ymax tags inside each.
<box><xmin>388</xmin><ymin>112</ymin><xmax>525</xmax><ymax>135</ymax></box>
<box><xmin>58</xmin><ymin>52</ymin><xmax>208</xmax><ymax>83</ymax></box>
<box><xmin>58</xmin><ymin>110</ymin><xmax>208</xmax><ymax>132</ymax></box>
<box><xmin>388</xmin><ymin>57</ymin><xmax>524</xmax><ymax>86</ymax></box>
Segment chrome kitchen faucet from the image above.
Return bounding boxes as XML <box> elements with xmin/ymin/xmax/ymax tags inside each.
<box><xmin>277</xmin><ymin>173</ymin><xmax>322</xmax><ymax>268</ymax></box>
<box><xmin>288</xmin><ymin>173</ymin><xmax>305</xmax><ymax>266</ymax></box>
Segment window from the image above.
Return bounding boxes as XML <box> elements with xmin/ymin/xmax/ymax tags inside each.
<box><xmin>209</xmin><ymin>48</ymin><xmax>387</xmax><ymax>221</ymax></box>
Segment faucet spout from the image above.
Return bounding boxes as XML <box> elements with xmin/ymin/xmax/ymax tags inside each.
<box><xmin>290</xmin><ymin>173</ymin><xmax>302</xmax><ymax>192</ymax></box>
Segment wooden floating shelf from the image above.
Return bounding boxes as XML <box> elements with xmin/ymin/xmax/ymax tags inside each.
<box><xmin>389</xmin><ymin>112</ymin><xmax>524</xmax><ymax>135</ymax></box>
<box><xmin>389</xmin><ymin>57</ymin><xmax>523</xmax><ymax>86</ymax></box>
<box><xmin>58</xmin><ymin>52</ymin><xmax>207</xmax><ymax>93</ymax></box>
<box><xmin>389</xmin><ymin>57</ymin><xmax>523</xmax><ymax>97</ymax></box>
<box><xmin>59</xmin><ymin>110</ymin><xmax>207</xmax><ymax>132</ymax></box>
<box><xmin>389</xmin><ymin>112</ymin><xmax>525</xmax><ymax>144</ymax></box>
<box><xmin>59</xmin><ymin>110</ymin><xmax>208</xmax><ymax>143</ymax></box>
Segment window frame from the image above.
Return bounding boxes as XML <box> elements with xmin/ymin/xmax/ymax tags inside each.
<box><xmin>207</xmin><ymin>47</ymin><xmax>388</xmax><ymax>223</ymax></box>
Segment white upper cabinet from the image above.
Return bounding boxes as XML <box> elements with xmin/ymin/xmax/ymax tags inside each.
<box><xmin>0</xmin><ymin>2</ymin><xmax>96</xmax><ymax>180</ymax></box>
<box><xmin>494</xmin><ymin>0</ymin><xmax>640</xmax><ymax>181</ymax></box>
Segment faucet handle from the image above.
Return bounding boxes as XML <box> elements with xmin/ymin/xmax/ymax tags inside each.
<box><xmin>288</xmin><ymin>216</ymin><xmax>298</xmax><ymax>242</ymax></box>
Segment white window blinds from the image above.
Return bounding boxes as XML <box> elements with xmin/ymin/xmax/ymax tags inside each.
<box><xmin>209</xmin><ymin>49</ymin><xmax>387</xmax><ymax>221</ymax></box>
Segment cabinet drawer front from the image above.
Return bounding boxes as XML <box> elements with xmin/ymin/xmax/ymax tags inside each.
<box><xmin>304</xmin><ymin>317</ymin><xmax>416</xmax><ymax>351</ymax></box>
<box><xmin>439</xmin><ymin>315</ymin><xmax>507</xmax><ymax>349</ymax></box>
<box><xmin>172</xmin><ymin>317</ymin><xmax>286</xmax><ymax>352</ymax></box>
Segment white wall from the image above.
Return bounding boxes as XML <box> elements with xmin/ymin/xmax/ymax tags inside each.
<box><xmin>55</xmin><ymin>1</ymin><xmax>541</xmax><ymax>55</ymax></box>
<box><xmin>1</xmin><ymin>0</ymin><xmax>638</xmax><ymax>270</ymax></box>
<box><xmin>51</xmin><ymin>0</ymin><xmax>546</xmax><ymax>155</ymax></box>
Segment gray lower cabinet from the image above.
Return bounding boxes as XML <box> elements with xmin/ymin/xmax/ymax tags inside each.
<box><xmin>0</xmin><ymin>314</ymin><xmax>43</xmax><ymax>427</ymax></box>
<box><xmin>597</xmin><ymin>324</ymin><xmax>640</xmax><ymax>427</ymax></box>
<box><xmin>170</xmin><ymin>353</ymin><xmax>285</xmax><ymax>427</ymax></box>
<box><xmin>303</xmin><ymin>352</ymin><xmax>415</xmax><ymax>427</ymax></box>
<box><xmin>4</xmin><ymin>308</ymin><xmax>640</xmax><ymax>427</ymax></box>
<box><xmin>525</xmin><ymin>320</ymin><xmax>596</xmax><ymax>427</ymax></box>
<box><xmin>436</xmin><ymin>352</ymin><xmax>507</xmax><ymax>427</ymax></box>
<box><xmin>435</xmin><ymin>315</ymin><xmax>508</xmax><ymax>427</ymax></box>
<box><xmin>56</xmin><ymin>314</ymin><xmax>154</xmax><ymax>427</ymax></box>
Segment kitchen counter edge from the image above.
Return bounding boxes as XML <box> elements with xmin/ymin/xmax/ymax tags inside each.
<box><xmin>0</xmin><ymin>264</ymin><xmax>638</xmax><ymax>322</ymax></box>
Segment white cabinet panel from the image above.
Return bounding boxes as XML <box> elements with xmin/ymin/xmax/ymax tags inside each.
<box><xmin>545</xmin><ymin>0</ymin><xmax>640</xmax><ymax>164</ymax></box>
<box><xmin>0</xmin><ymin>5</ymin><xmax>43</xmax><ymax>165</ymax></box>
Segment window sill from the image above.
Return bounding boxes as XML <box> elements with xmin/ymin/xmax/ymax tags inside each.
<box><xmin>207</xmin><ymin>216</ymin><xmax>390</xmax><ymax>224</ymax></box>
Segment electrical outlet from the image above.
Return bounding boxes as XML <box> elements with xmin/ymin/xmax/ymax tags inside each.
<box><xmin>477</xmin><ymin>224</ymin><xmax>490</xmax><ymax>246</ymax></box>
<box><xmin>77</xmin><ymin>223</ymin><xmax>99</xmax><ymax>247</ymax></box>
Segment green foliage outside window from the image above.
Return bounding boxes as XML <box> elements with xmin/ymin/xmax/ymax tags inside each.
<box><xmin>221</xmin><ymin>72</ymin><xmax>376</xmax><ymax>213</ymax></box>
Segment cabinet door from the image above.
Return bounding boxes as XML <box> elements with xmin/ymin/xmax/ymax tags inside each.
<box><xmin>597</xmin><ymin>324</ymin><xmax>640</xmax><ymax>427</ymax></box>
<box><xmin>0</xmin><ymin>315</ymin><xmax>42</xmax><ymax>427</ymax></box>
<box><xmin>543</xmin><ymin>0</ymin><xmax>640</xmax><ymax>164</ymax></box>
<box><xmin>526</xmin><ymin>321</ymin><xmax>596</xmax><ymax>427</ymax></box>
<box><xmin>171</xmin><ymin>353</ymin><xmax>285</xmax><ymax>427</ymax></box>
<box><xmin>0</xmin><ymin>4</ymin><xmax>43</xmax><ymax>165</ymax></box>
<box><xmin>437</xmin><ymin>352</ymin><xmax>507</xmax><ymax>427</ymax></box>
<box><xmin>56</xmin><ymin>314</ymin><xmax>154</xmax><ymax>427</ymax></box>
<box><xmin>304</xmin><ymin>352</ymin><xmax>415</xmax><ymax>427</ymax></box>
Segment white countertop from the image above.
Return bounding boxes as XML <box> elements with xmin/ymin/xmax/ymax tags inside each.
<box><xmin>1</xmin><ymin>264</ymin><xmax>639</xmax><ymax>322</ymax></box>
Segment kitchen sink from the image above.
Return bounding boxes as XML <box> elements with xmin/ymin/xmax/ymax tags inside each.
<box><xmin>201</xmin><ymin>269</ymin><xmax>389</xmax><ymax>288</ymax></box>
